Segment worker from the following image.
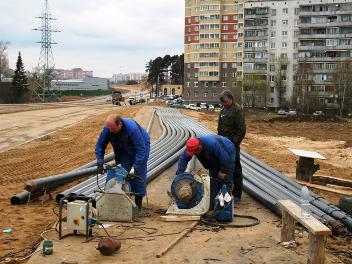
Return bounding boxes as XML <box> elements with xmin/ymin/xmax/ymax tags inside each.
<box><xmin>95</xmin><ymin>114</ymin><xmax>150</xmax><ymax>212</ymax></box>
<box><xmin>217</xmin><ymin>90</ymin><xmax>246</xmax><ymax>202</ymax></box>
<box><xmin>176</xmin><ymin>136</ymin><xmax>236</xmax><ymax>207</ymax></box>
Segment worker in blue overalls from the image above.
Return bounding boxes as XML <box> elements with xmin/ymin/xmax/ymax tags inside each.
<box><xmin>95</xmin><ymin>114</ymin><xmax>150</xmax><ymax>211</ymax></box>
<box><xmin>176</xmin><ymin>135</ymin><xmax>236</xmax><ymax>208</ymax></box>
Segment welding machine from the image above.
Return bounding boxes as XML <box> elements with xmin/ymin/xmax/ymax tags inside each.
<box><xmin>96</xmin><ymin>166</ymin><xmax>139</xmax><ymax>222</ymax></box>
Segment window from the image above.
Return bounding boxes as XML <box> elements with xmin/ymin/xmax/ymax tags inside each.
<box><xmin>271</xmin><ymin>20</ymin><xmax>276</xmax><ymax>26</ymax></box>
<box><xmin>270</xmin><ymin>97</ymin><xmax>274</xmax><ymax>103</ymax></box>
<box><xmin>221</xmin><ymin>72</ymin><xmax>228</xmax><ymax>77</ymax></box>
<box><xmin>271</xmin><ymin>9</ymin><xmax>276</xmax><ymax>16</ymax></box>
<box><xmin>204</xmin><ymin>92</ymin><xmax>208</xmax><ymax>98</ymax></box>
<box><xmin>293</xmin><ymin>53</ymin><xmax>298</xmax><ymax>59</ymax></box>
<box><xmin>194</xmin><ymin>72</ymin><xmax>199</xmax><ymax>77</ymax></box>
<box><xmin>223</xmin><ymin>43</ymin><xmax>228</xmax><ymax>49</ymax></box>
<box><xmin>271</xmin><ymin>31</ymin><xmax>276</xmax><ymax>37</ymax></box>
<box><xmin>271</xmin><ymin>86</ymin><xmax>274</xmax><ymax>93</ymax></box>
<box><xmin>282</xmin><ymin>42</ymin><xmax>287</xmax><ymax>48</ymax></box>
<box><xmin>282</xmin><ymin>20</ymin><xmax>288</xmax><ymax>26</ymax></box>
<box><xmin>222</xmin><ymin>34</ymin><xmax>228</xmax><ymax>40</ymax></box>
<box><xmin>294</xmin><ymin>42</ymin><xmax>299</xmax><ymax>49</ymax></box>
<box><xmin>270</xmin><ymin>42</ymin><xmax>275</xmax><ymax>49</ymax></box>
<box><xmin>205</xmin><ymin>82</ymin><xmax>209</xmax><ymax>87</ymax></box>
<box><xmin>293</xmin><ymin>64</ymin><xmax>298</xmax><ymax>71</ymax></box>
<box><xmin>223</xmin><ymin>15</ymin><xmax>228</xmax><ymax>21</ymax></box>
<box><xmin>221</xmin><ymin>82</ymin><xmax>226</xmax><ymax>87</ymax></box>
<box><xmin>295</xmin><ymin>8</ymin><xmax>300</xmax><ymax>15</ymax></box>
<box><xmin>187</xmin><ymin>82</ymin><xmax>190</xmax><ymax>87</ymax></box>
<box><xmin>283</xmin><ymin>8</ymin><xmax>288</xmax><ymax>14</ymax></box>
<box><xmin>223</xmin><ymin>25</ymin><xmax>228</xmax><ymax>30</ymax></box>
<box><xmin>194</xmin><ymin>82</ymin><xmax>198</xmax><ymax>87</ymax></box>
<box><xmin>222</xmin><ymin>63</ymin><xmax>227</xmax><ymax>68</ymax></box>
<box><xmin>194</xmin><ymin>91</ymin><xmax>198</xmax><ymax>97</ymax></box>
<box><xmin>195</xmin><ymin>26</ymin><xmax>199</xmax><ymax>31</ymax></box>
<box><xmin>282</xmin><ymin>31</ymin><xmax>288</xmax><ymax>36</ymax></box>
<box><xmin>212</xmin><ymin>92</ymin><xmax>217</xmax><ymax>98</ymax></box>
<box><xmin>270</xmin><ymin>65</ymin><xmax>275</xmax><ymax>71</ymax></box>
<box><xmin>270</xmin><ymin>76</ymin><xmax>275</xmax><ymax>82</ymax></box>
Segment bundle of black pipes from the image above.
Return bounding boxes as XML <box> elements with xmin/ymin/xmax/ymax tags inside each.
<box><xmin>11</xmin><ymin>108</ymin><xmax>352</xmax><ymax>234</ymax></box>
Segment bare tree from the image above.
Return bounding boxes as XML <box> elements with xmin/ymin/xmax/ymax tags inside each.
<box><xmin>0</xmin><ymin>41</ymin><xmax>10</xmax><ymax>81</ymax></box>
<box><xmin>230</xmin><ymin>76</ymin><xmax>243</xmax><ymax>105</ymax></box>
<box><xmin>243</xmin><ymin>74</ymin><xmax>269</xmax><ymax>108</ymax></box>
<box><xmin>274</xmin><ymin>54</ymin><xmax>289</xmax><ymax>108</ymax></box>
<box><xmin>294</xmin><ymin>61</ymin><xmax>315</xmax><ymax>114</ymax></box>
<box><xmin>333</xmin><ymin>60</ymin><xmax>352</xmax><ymax>116</ymax></box>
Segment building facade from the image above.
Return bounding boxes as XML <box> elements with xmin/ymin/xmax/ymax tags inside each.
<box><xmin>298</xmin><ymin>0</ymin><xmax>352</xmax><ymax>109</ymax></box>
<box><xmin>184</xmin><ymin>0</ymin><xmax>245</xmax><ymax>103</ymax></box>
<box><xmin>160</xmin><ymin>84</ymin><xmax>184</xmax><ymax>96</ymax></box>
<box><xmin>54</xmin><ymin>68</ymin><xmax>93</xmax><ymax>80</ymax></box>
<box><xmin>184</xmin><ymin>0</ymin><xmax>352</xmax><ymax>110</ymax></box>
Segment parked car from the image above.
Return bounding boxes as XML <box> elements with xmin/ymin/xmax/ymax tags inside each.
<box><xmin>189</xmin><ymin>104</ymin><xmax>201</xmax><ymax>110</ymax></box>
<box><xmin>277</xmin><ymin>109</ymin><xmax>286</xmax><ymax>115</ymax></box>
<box><xmin>287</xmin><ymin>109</ymin><xmax>297</xmax><ymax>116</ymax></box>
<box><xmin>200</xmin><ymin>103</ymin><xmax>208</xmax><ymax>110</ymax></box>
<box><xmin>208</xmin><ymin>104</ymin><xmax>215</xmax><ymax>110</ymax></box>
<box><xmin>313</xmin><ymin>110</ymin><xmax>324</xmax><ymax>116</ymax></box>
<box><xmin>170</xmin><ymin>103</ymin><xmax>183</xmax><ymax>108</ymax></box>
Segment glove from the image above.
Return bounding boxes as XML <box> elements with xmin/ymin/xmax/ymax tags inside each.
<box><xmin>97</xmin><ymin>163</ymin><xmax>104</xmax><ymax>174</ymax></box>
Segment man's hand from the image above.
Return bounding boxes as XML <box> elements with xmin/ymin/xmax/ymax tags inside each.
<box><xmin>97</xmin><ymin>163</ymin><xmax>104</xmax><ymax>174</ymax></box>
<box><xmin>218</xmin><ymin>171</ymin><xmax>226</xmax><ymax>180</ymax></box>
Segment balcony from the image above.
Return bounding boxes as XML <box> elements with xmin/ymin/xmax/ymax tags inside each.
<box><xmin>299</xmin><ymin>33</ymin><xmax>352</xmax><ymax>39</ymax></box>
<box><xmin>198</xmin><ymin>76</ymin><xmax>220</xmax><ymax>81</ymax></box>
<box><xmin>298</xmin><ymin>45</ymin><xmax>352</xmax><ymax>51</ymax></box>
<box><xmin>299</xmin><ymin>10</ymin><xmax>352</xmax><ymax>16</ymax></box>
<box><xmin>244</xmin><ymin>35</ymin><xmax>268</xmax><ymax>41</ymax></box>
<box><xmin>244</xmin><ymin>13</ymin><xmax>269</xmax><ymax>19</ymax></box>
<box><xmin>244</xmin><ymin>57</ymin><xmax>268</xmax><ymax>63</ymax></box>
<box><xmin>244</xmin><ymin>46</ymin><xmax>268</xmax><ymax>52</ymax></box>
<box><xmin>299</xmin><ymin>21</ymin><xmax>352</xmax><ymax>28</ymax></box>
<box><xmin>298</xmin><ymin>57</ymin><xmax>352</xmax><ymax>62</ymax></box>
<box><xmin>244</xmin><ymin>68</ymin><xmax>268</xmax><ymax>75</ymax></box>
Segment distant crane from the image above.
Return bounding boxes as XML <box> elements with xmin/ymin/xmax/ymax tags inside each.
<box><xmin>33</xmin><ymin>0</ymin><xmax>60</xmax><ymax>101</ymax></box>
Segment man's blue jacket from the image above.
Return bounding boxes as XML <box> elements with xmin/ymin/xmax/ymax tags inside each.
<box><xmin>95</xmin><ymin>118</ymin><xmax>150</xmax><ymax>176</ymax></box>
<box><xmin>177</xmin><ymin>135</ymin><xmax>236</xmax><ymax>180</ymax></box>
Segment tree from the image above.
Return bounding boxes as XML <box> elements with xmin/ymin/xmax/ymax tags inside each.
<box><xmin>229</xmin><ymin>76</ymin><xmax>243</xmax><ymax>105</ymax></box>
<box><xmin>242</xmin><ymin>74</ymin><xmax>269</xmax><ymax>108</ymax></box>
<box><xmin>0</xmin><ymin>41</ymin><xmax>10</xmax><ymax>81</ymax></box>
<box><xmin>274</xmin><ymin>54</ymin><xmax>289</xmax><ymax>108</ymax></box>
<box><xmin>333</xmin><ymin>60</ymin><xmax>352</xmax><ymax>116</ymax></box>
<box><xmin>12</xmin><ymin>52</ymin><xmax>28</xmax><ymax>102</ymax></box>
<box><xmin>294</xmin><ymin>61</ymin><xmax>314</xmax><ymax>113</ymax></box>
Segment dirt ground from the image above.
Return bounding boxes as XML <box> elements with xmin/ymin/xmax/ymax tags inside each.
<box><xmin>0</xmin><ymin>104</ymin><xmax>145</xmax><ymax>262</ymax></box>
<box><xmin>0</xmin><ymin>105</ymin><xmax>351</xmax><ymax>263</ymax></box>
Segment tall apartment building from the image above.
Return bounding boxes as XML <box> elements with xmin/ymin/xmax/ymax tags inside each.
<box><xmin>184</xmin><ymin>0</ymin><xmax>245</xmax><ymax>103</ymax></box>
<box><xmin>298</xmin><ymin>0</ymin><xmax>352</xmax><ymax>108</ymax></box>
<box><xmin>243</xmin><ymin>0</ymin><xmax>352</xmax><ymax>109</ymax></box>
<box><xmin>54</xmin><ymin>68</ymin><xmax>93</xmax><ymax>80</ymax></box>
<box><xmin>185</xmin><ymin>0</ymin><xmax>352</xmax><ymax>108</ymax></box>
<box><xmin>243</xmin><ymin>0</ymin><xmax>299</xmax><ymax>109</ymax></box>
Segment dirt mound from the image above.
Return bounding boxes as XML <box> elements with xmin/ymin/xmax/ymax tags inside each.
<box><xmin>268</xmin><ymin>115</ymin><xmax>346</xmax><ymax>123</ymax></box>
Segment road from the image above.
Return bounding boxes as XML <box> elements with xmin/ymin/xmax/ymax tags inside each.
<box><xmin>0</xmin><ymin>97</ymin><xmax>117</xmax><ymax>152</ymax></box>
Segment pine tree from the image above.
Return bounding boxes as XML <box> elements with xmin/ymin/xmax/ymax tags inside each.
<box><xmin>12</xmin><ymin>52</ymin><xmax>28</xmax><ymax>102</ymax></box>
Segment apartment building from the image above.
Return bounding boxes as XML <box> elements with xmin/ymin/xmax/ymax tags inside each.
<box><xmin>298</xmin><ymin>0</ymin><xmax>352</xmax><ymax>108</ymax></box>
<box><xmin>184</xmin><ymin>0</ymin><xmax>245</xmax><ymax>103</ymax></box>
<box><xmin>244</xmin><ymin>0</ymin><xmax>299</xmax><ymax>108</ymax></box>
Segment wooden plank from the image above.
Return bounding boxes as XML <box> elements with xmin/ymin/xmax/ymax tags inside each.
<box><xmin>308</xmin><ymin>234</ymin><xmax>327</xmax><ymax>264</ymax></box>
<box><xmin>281</xmin><ymin>210</ymin><xmax>295</xmax><ymax>242</ymax></box>
<box><xmin>156</xmin><ymin>221</ymin><xmax>198</xmax><ymax>258</ymax></box>
<box><xmin>159</xmin><ymin>215</ymin><xmax>201</xmax><ymax>222</ymax></box>
<box><xmin>278</xmin><ymin>200</ymin><xmax>331</xmax><ymax>236</ymax></box>
<box><xmin>311</xmin><ymin>175</ymin><xmax>352</xmax><ymax>188</ymax></box>
<box><xmin>297</xmin><ymin>180</ymin><xmax>352</xmax><ymax>196</ymax></box>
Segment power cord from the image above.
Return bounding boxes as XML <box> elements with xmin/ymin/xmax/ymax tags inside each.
<box><xmin>201</xmin><ymin>213</ymin><xmax>260</xmax><ymax>228</ymax></box>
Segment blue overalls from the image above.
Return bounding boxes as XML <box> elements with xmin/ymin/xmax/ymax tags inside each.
<box><xmin>177</xmin><ymin>135</ymin><xmax>236</xmax><ymax>206</ymax></box>
<box><xmin>95</xmin><ymin>118</ymin><xmax>150</xmax><ymax>196</ymax></box>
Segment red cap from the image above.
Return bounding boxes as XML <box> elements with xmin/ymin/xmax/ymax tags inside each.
<box><xmin>186</xmin><ymin>138</ymin><xmax>200</xmax><ymax>157</ymax></box>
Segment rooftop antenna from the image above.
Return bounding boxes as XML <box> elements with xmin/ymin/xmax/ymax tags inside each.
<box><xmin>33</xmin><ymin>0</ymin><xmax>60</xmax><ymax>101</ymax></box>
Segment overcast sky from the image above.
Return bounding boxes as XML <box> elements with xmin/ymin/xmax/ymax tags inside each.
<box><xmin>0</xmin><ymin>0</ymin><xmax>184</xmax><ymax>77</ymax></box>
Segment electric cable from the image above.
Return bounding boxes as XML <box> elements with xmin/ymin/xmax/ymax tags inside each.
<box><xmin>200</xmin><ymin>214</ymin><xmax>260</xmax><ymax>228</ymax></box>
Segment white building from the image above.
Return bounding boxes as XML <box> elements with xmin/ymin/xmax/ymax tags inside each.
<box><xmin>51</xmin><ymin>77</ymin><xmax>109</xmax><ymax>91</ymax></box>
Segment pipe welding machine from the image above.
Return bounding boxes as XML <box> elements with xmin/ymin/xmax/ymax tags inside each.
<box><xmin>96</xmin><ymin>166</ymin><xmax>139</xmax><ymax>222</ymax></box>
<box><xmin>167</xmin><ymin>172</ymin><xmax>233</xmax><ymax>222</ymax></box>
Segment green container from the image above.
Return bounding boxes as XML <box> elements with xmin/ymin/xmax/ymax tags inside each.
<box><xmin>43</xmin><ymin>240</ymin><xmax>53</xmax><ymax>255</ymax></box>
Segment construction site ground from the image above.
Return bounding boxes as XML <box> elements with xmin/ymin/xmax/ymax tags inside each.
<box><xmin>0</xmin><ymin>102</ymin><xmax>351</xmax><ymax>263</ymax></box>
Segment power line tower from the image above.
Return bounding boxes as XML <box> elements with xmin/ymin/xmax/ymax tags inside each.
<box><xmin>33</xmin><ymin>0</ymin><xmax>60</xmax><ymax>101</ymax></box>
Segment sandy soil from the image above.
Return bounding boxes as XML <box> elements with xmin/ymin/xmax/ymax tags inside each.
<box><xmin>0</xmin><ymin>105</ymin><xmax>145</xmax><ymax>261</ymax></box>
<box><xmin>0</xmin><ymin>106</ymin><xmax>351</xmax><ymax>263</ymax></box>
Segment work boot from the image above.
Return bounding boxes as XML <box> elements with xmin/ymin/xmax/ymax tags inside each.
<box><xmin>135</xmin><ymin>195</ymin><xmax>143</xmax><ymax>215</ymax></box>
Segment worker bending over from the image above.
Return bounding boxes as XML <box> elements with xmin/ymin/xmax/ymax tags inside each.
<box><xmin>176</xmin><ymin>135</ymin><xmax>236</xmax><ymax>207</ymax></box>
<box><xmin>95</xmin><ymin>114</ymin><xmax>150</xmax><ymax>211</ymax></box>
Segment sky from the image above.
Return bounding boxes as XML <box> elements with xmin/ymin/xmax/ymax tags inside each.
<box><xmin>0</xmin><ymin>0</ymin><xmax>184</xmax><ymax>78</ymax></box>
